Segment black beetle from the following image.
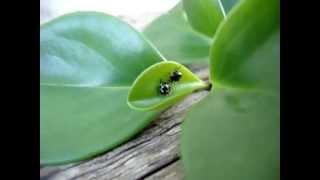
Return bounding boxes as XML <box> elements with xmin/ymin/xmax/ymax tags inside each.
<box><xmin>159</xmin><ymin>81</ymin><xmax>171</xmax><ymax>95</ymax></box>
<box><xmin>170</xmin><ymin>70</ymin><xmax>182</xmax><ymax>82</ymax></box>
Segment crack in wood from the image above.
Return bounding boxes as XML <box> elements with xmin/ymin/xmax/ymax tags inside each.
<box><xmin>137</xmin><ymin>157</ymin><xmax>180</xmax><ymax>180</ymax></box>
<box><xmin>144</xmin><ymin>160</ymin><xmax>184</xmax><ymax>180</ymax></box>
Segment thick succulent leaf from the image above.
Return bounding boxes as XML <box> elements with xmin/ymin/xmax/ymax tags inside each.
<box><xmin>40</xmin><ymin>12</ymin><xmax>164</xmax><ymax>165</ymax></box>
<box><xmin>221</xmin><ymin>0</ymin><xmax>240</xmax><ymax>13</ymax></box>
<box><xmin>128</xmin><ymin>61</ymin><xmax>207</xmax><ymax>111</ymax></box>
<box><xmin>182</xmin><ymin>0</ymin><xmax>225</xmax><ymax>37</ymax></box>
<box><xmin>143</xmin><ymin>3</ymin><xmax>212</xmax><ymax>64</ymax></box>
<box><xmin>181</xmin><ymin>0</ymin><xmax>280</xmax><ymax>179</ymax></box>
<box><xmin>211</xmin><ymin>0</ymin><xmax>279</xmax><ymax>92</ymax></box>
<box><xmin>181</xmin><ymin>89</ymin><xmax>279</xmax><ymax>180</ymax></box>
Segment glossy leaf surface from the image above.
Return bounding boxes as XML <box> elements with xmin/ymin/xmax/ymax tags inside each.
<box><xmin>182</xmin><ymin>0</ymin><xmax>225</xmax><ymax>37</ymax></box>
<box><xmin>182</xmin><ymin>89</ymin><xmax>279</xmax><ymax>180</ymax></box>
<box><xmin>181</xmin><ymin>0</ymin><xmax>280</xmax><ymax>179</ymax></box>
<box><xmin>128</xmin><ymin>61</ymin><xmax>207</xmax><ymax>111</ymax></box>
<box><xmin>143</xmin><ymin>3</ymin><xmax>212</xmax><ymax>64</ymax></box>
<box><xmin>40</xmin><ymin>12</ymin><xmax>164</xmax><ymax>165</ymax></box>
<box><xmin>211</xmin><ymin>0</ymin><xmax>279</xmax><ymax>92</ymax></box>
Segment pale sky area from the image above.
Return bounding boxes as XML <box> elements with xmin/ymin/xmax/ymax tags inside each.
<box><xmin>40</xmin><ymin>0</ymin><xmax>180</xmax><ymax>30</ymax></box>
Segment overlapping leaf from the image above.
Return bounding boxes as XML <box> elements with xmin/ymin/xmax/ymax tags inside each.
<box><xmin>182</xmin><ymin>0</ymin><xmax>225</xmax><ymax>37</ymax></box>
<box><xmin>181</xmin><ymin>0</ymin><xmax>280</xmax><ymax>179</ymax></box>
<box><xmin>40</xmin><ymin>12</ymin><xmax>165</xmax><ymax>165</ymax></box>
<box><xmin>143</xmin><ymin>3</ymin><xmax>212</xmax><ymax>64</ymax></box>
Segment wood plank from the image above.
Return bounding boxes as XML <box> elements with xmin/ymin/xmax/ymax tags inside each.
<box><xmin>144</xmin><ymin>161</ymin><xmax>184</xmax><ymax>180</ymax></box>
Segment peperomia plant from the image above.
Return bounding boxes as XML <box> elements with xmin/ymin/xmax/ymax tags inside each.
<box><xmin>40</xmin><ymin>0</ymin><xmax>279</xmax><ymax>179</ymax></box>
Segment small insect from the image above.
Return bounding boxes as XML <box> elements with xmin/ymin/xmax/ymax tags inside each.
<box><xmin>170</xmin><ymin>66</ymin><xmax>183</xmax><ymax>82</ymax></box>
<box><xmin>159</xmin><ymin>80</ymin><xmax>171</xmax><ymax>95</ymax></box>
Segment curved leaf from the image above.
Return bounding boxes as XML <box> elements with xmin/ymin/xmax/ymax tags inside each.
<box><xmin>182</xmin><ymin>0</ymin><xmax>225</xmax><ymax>37</ymax></box>
<box><xmin>143</xmin><ymin>3</ymin><xmax>212</xmax><ymax>64</ymax></box>
<box><xmin>181</xmin><ymin>0</ymin><xmax>280</xmax><ymax>179</ymax></box>
<box><xmin>40</xmin><ymin>12</ymin><xmax>165</xmax><ymax>165</ymax></box>
<box><xmin>211</xmin><ymin>0</ymin><xmax>279</xmax><ymax>92</ymax></box>
<box><xmin>128</xmin><ymin>61</ymin><xmax>208</xmax><ymax>111</ymax></box>
<box><xmin>181</xmin><ymin>89</ymin><xmax>279</xmax><ymax>180</ymax></box>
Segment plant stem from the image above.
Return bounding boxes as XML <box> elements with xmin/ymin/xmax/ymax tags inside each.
<box><xmin>194</xmin><ymin>81</ymin><xmax>212</xmax><ymax>93</ymax></box>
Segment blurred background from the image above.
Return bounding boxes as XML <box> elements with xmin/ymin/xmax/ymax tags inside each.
<box><xmin>40</xmin><ymin>0</ymin><xmax>179</xmax><ymax>31</ymax></box>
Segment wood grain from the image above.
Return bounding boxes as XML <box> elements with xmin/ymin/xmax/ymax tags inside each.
<box><xmin>144</xmin><ymin>161</ymin><xmax>184</xmax><ymax>180</ymax></box>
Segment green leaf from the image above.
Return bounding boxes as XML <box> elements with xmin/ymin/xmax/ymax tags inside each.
<box><xmin>221</xmin><ymin>0</ymin><xmax>240</xmax><ymax>13</ymax></box>
<box><xmin>181</xmin><ymin>0</ymin><xmax>279</xmax><ymax>179</ymax></box>
<box><xmin>182</xmin><ymin>0</ymin><xmax>225</xmax><ymax>37</ymax></box>
<box><xmin>181</xmin><ymin>89</ymin><xmax>279</xmax><ymax>180</ymax></box>
<box><xmin>143</xmin><ymin>3</ymin><xmax>212</xmax><ymax>64</ymax></box>
<box><xmin>40</xmin><ymin>12</ymin><xmax>165</xmax><ymax>165</ymax></box>
<box><xmin>128</xmin><ymin>61</ymin><xmax>208</xmax><ymax>111</ymax></box>
<box><xmin>211</xmin><ymin>0</ymin><xmax>279</xmax><ymax>92</ymax></box>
